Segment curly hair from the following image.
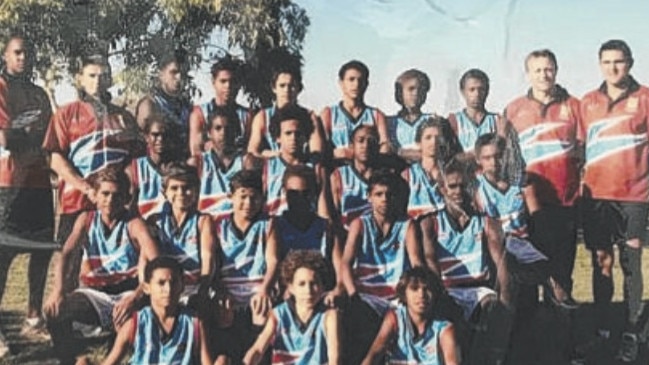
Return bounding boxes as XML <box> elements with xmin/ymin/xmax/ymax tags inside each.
<box><xmin>280</xmin><ymin>250</ymin><xmax>329</xmax><ymax>289</ymax></box>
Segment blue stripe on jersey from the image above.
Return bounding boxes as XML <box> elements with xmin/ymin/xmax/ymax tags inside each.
<box><xmin>584</xmin><ymin>115</ymin><xmax>646</xmax><ymax>165</ymax></box>
<box><xmin>434</xmin><ymin>210</ymin><xmax>488</xmax><ymax>287</ymax></box>
<box><xmin>217</xmin><ymin>216</ymin><xmax>269</xmax><ymax>306</ymax></box>
<box><xmin>354</xmin><ymin>213</ymin><xmax>411</xmax><ymax>314</ymax></box>
<box><xmin>388</xmin><ymin>113</ymin><xmax>431</xmax><ymax>150</ymax></box>
<box><xmin>271</xmin><ymin>302</ymin><xmax>328</xmax><ymax>365</ymax></box>
<box><xmin>265</xmin><ymin>157</ymin><xmax>314</xmax><ymax>216</ymax></box>
<box><xmin>475</xmin><ymin>174</ymin><xmax>528</xmax><ymax>238</ymax></box>
<box><xmin>199</xmin><ymin>100</ymin><xmax>250</xmax><ymax>142</ymax></box>
<box><xmin>81</xmin><ymin>211</ymin><xmax>138</xmax><ymax>287</ymax></box>
<box><xmin>329</xmin><ymin>103</ymin><xmax>377</xmax><ymax>149</ymax></box>
<box><xmin>134</xmin><ymin>157</ymin><xmax>165</xmax><ymax>219</ymax></box>
<box><xmin>152</xmin><ymin>93</ymin><xmax>192</xmax><ymax>138</ymax></box>
<box><xmin>153</xmin><ymin>210</ymin><xmax>201</xmax><ymax>285</ymax></box>
<box><xmin>68</xmin><ymin>129</ymin><xmax>130</xmax><ymax>178</ymax></box>
<box><xmin>130</xmin><ymin>307</ymin><xmax>197</xmax><ymax>365</ymax></box>
<box><xmin>198</xmin><ymin>151</ymin><xmax>243</xmax><ymax>220</ymax></box>
<box><xmin>454</xmin><ymin>110</ymin><xmax>498</xmax><ymax>152</ymax></box>
<box><xmin>263</xmin><ymin>105</ymin><xmax>279</xmax><ymax>151</ymax></box>
<box><xmin>389</xmin><ymin>305</ymin><xmax>448</xmax><ymax>365</ymax></box>
<box><xmin>518</xmin><ymin>122</ymin><xmax>574</xmax><ymax>166</ymax></box>
<box><xmin>336</xmin><ymin>165</ymin><xmax>371</xmax><ymax>229</ymax></box>
<box><xmin>406</xmin><ymin>163</ymin><xmax>445</xmax><ymax>219</ymax></box>
<box><xmin>275</xmin><ymin>215</ymin><xmax>329</xmax><ymax>259</ymax></box>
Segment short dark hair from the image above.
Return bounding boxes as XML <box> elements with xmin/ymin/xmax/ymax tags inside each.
<box><xmin>206</xmin><ymin>105</ymin><xmax>242</xmax><ymax>137</ymax></box>
<box><xmin>269</xmin><ymin>105</ymin><xmax>313</xmax><ymax>139</ymax></box>
<box><xmin>158</xmin><ymin>49</ymin><xmax>188</xmax><ymax>71</ymax></box>
<box><xmin>280</xmin><ymin>250</ymin><xmax>329</xmax><ymax>289</ymax></box>
<box><xmin>210</xmin><ymin>56</ymin><xmax>243</xmax><ymax>80</ymax></box>
<box><xmin>271</xmin><ymin>65</ymin><xmax>303</xmax><ymax>92</ymax></box>
<box><xmin>2</xmin><ymin>31</ymin><xmax>29</xmax><ymax>54</ymax></box>
<box><xmin>459</xmin><ymin>68</ymin><xmax>489</xmax><ymax>91</ymax></box>
<box><xmin>161</xmin><ymin>162</ymin><xmax>199</xmax><ymax>191</ymax></box>
<box><xmin>87</xmin><ymin>166</ymin><xmax>130</xmax><ymax>198</ymax></box>
<box><xmin>338</xmin><ymin>60</ymin><xmax>369</xmax><ymax>81</ymax></box>
<box><xmin>229</xmin><ymin>169</ymin><xmax>263</xmax><ymax>194</ymax></box>
<box><xmin>394</xmin><ymin>69</ymin><xmax>430</xmax><ymax>106</ymax></box>
<box><xmin>524</xmin><ymin>49</ymin><xmax>558</xmax><ymax>72</ymax></box>
<box><xmin>142</xmin><ymin>114</ymin><xmax>167</xmax><ymax>134</ymax></box>
<box><xmin>75</xmin><ymin>53</ymin><xmax>108</xmax><ymax>75</ymax></box>
<box><xmin>599</xmin><ymin>39</ymin><xmax>633</xmax><ymax>64</ymax></box>
<box><xmin>396</xmin><ymin>267</ymin><xmax>445</xmax><ymax>307</ymax></box>
<box><xmin>368</xmin><ymin>169</ymin><xmax>407</xmax><ymax>196</ymax></box>
<box><xmin>144</xmin><ymin>256</ymin><xmax>184</xmax><ymax>283</ymax></box>
<box><xmin>282</xmin><ymin>164</ymin><xmax>317</xmax><ymax>195</ymax></box>
<box><xmin>474</xmin><ymin>133</ymin><xmax>505</xmax><ymax>157</ymax></box>
<box><xmin>436</xmin><ymin>157</ymin><xmax>472</xmax><ymax>188</ymax></box>
<box><xmin>351</xmin><ymin>124</ymin><xmax>379</xmax><ymax>142</ymax></box>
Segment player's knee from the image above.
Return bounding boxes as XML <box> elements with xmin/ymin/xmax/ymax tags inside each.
<box><xmin>593</xmin><ymin>250</ymin><xmax>613</xmax><ymax>276</ymax></box>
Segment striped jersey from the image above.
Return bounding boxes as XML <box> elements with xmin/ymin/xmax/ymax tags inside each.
<box><xmin>195</xmin><ymin>99</ymin><xmax>251</xmax><ymax>145</ymax></box>
<box><xmin>152</xmin><ymin>210</ymin><xmax>202</xmax><ymax>285</ymax></box>
<box><xmin>149</xmin><ymin>90</ymin><xmax>192</xmax><ymax>148</ymax></box>
<box><xmin>275</xmin><ymin>214</ymin><xmax>329</xmax><ymax>259</ymax></box>
<box><xmin>271</xmin><ymin>302</ymin><xmax>329</xmax><ymax>365</ymax></box>
<box><xmin>80</xmin><ymin>211</ymin><xmax>138</xmax><ymax>288</ymax></box>
<box><xmin>130</xmin><ymin>306</ymin><xmax>199</xmax><ymax>365</ymax></box>
<box><xmin>580</xmin><ymin>79</ymin><xmax>649</xmax><ymax>202</ymax></box>
<box><xmin>403</xmin><ymin>163</ymin><xmax>445</xmax><ymax>219</ymax></box>
<box><xmin>448</xmin><ymin>110</ymin><xmax>499</xmax><ymax>153</ymax></box>
<box><xmin>475</xmin><ymin>174</ymin><xmax>528</xmax><ymax>238</ymax></box>
<box><xmin>388</xmin><ymin>113</ymin><xmax>431</xmax><ymax>150</ymax></box>
<box><xmin>432</xmin><ymin>210</ymin><xmax>489</xmax><ymax>287</ymax></box>
<box><xmin>505</xmin><ymin>88</ymin><xmax>581</xmax><ymax>206</ymax></box>
<box><xmin>216</xmin><ymin>215</ymin><xmax>269</xmax><ymax>307</ymax></box>
<box><xmin>263</xmin><ymin>156</ymin><xmax>314</xmax><ymax>216</ymax></box>
<box><xmin>197</xmin><ymin>151</ymin><xmax>243</xmax><ymax>220</ymax></box>
<box><xmin>388</xmin><ymin>305</ymin><xmax>449</xmax><ymax>365</ymax></box>
<box><xmin>322</xmin><ymin>103</ymin><xmax>382</xmax><ymax>149</ymax></box>
<box><xmin>354</xmin><ymin>213</ymin><xmax>411</xmax><ymax>315</ymax></box>
<box><xmin>332</xmin><ymin>164</ymin><xmax>371</xmax><ymax>229</ymax></box>
<box><xmin>131</xmin><ymin>157</ymin><xmax>165</xmax><ymax>219</ymax></box>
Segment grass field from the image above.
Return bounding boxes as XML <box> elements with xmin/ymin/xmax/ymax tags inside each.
<box><xmin>1</xmin><ymin>244</ymin><xmax>649</xmax><ymax>364</ymax></box>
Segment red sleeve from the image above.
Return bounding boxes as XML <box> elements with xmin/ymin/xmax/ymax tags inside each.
<box><xmin>192</xmin><ymin>105</ymin><xmax>206</xmax><ymax>130</ymax></box>
<box><xmin>321</xmin><ymin>107</ymin><xmax>332</xmax><ymax>138</ymax></box>
<box><xmin>42</xmin><ymin>107</ymin><xmax>70</xmax><ymax>154</ymax></box>
<box><xmin>0</xmin><ymin>78</ymin><xmax>9</xmax><ymax>129</ymax></box>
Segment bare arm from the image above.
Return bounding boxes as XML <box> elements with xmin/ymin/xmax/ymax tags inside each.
<box><xmin>260</xmin><ymin>218</ymin><xmax>279</xmax><ymax>296</ymax></box>
<box><xmin>101</xmin><ymin>317</ymin><xmax>135</xmax><ymax>365</ymax></box>
<box><xmin>50</xmin><ymin>152</ymin><xmax>92</xmax><ymax>193</ymax></box>
<box><xmin>243</xmin><ymin>312</ymin><xmax>277</xmax><ymax>365</ymax></box>
<box><xmin>405</xmin><ymin>220</ymin><xmax>424</xmax><ymax>268</ymax></box>
<box><xmin>340</xmin><ymin>219</ymin><xmax>363</xmax><ymax>296</ymax></box>
<box><xmin>197</xmin><ymin>320</ymin><xmax>217</xmax><ymax>365</ymax></box>
<box><xmin>361</xmin><ymin>309</ymin><xmax>397</xmax><ymax>365</ymax></box>
<box><xmin>374</xmin><ymin>111</ymin><xmax>392</xmax><ymax>154</ymax></box>
<box><xmin>247</xmin><ymin>111</ymin><xmax>272</xmax><ymax>158</ymax></box>
<box><xmin>189</xmin><ymin>106</ymin><xmax>206</xmax><ymax>156</ymax></box>
<box><xmin>419</xmin><ymin>216</ymin><xmax>439</xmax><ymax>274</ymax></box>
<box><xmin>484</xmin><ymin>217</ymin><xmax>510</xmax><ymax>306</ymax></box>
<box><xmin>329</xmin><ymin>169</ymin><xmax>342</xmax><ymax>218</ymax></box>
<box><xmin>397</xmin><ymin>147</ymin><xmax>422</xmax><ymax>164</ymax></box>
<box><xmin>324</xmin><ymin>309</ymin><xmax>342</xmax><ymax>365</ymax></box>
<box><xmin>124</xmin><ymin>163</ymin><xmax>138</xmax><ymax>214</ymax></box>
<box><xmin>199</xmin><ymin>215</ymin><xmax>216</xmax><ymax>278</ymax></box>
<box><xmin>315</xmin><ymin>164</ymin><xmax>331</xmax><ymax>219</ymax></box>
<box><xmin>308</xmin><ymin>111</ymin><xmax>326</xmax><ymax>155</ymax></box>
<box><xmin>439</xmin><ymin>323</ymin><xmax>460</xmax><ymax>365</ymax></box>
<box><xmin>135</xmin><ymin>97</ymin><xmax>154</xmax><ymax>131</ymax></box>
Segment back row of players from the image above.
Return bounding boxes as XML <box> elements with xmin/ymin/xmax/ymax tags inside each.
<box><xmin>0</xmin><ymin>32</ymin><xmax>646</xmax><ymax>364</ymax></box>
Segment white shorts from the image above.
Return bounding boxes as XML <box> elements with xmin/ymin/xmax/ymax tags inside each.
<box><xmin>447</xmin><ymin>286</ymin><xmax>497</xmax><ymax>320</ymax></box>
<box><xmin>74</xmin><ymin>287</ymin><xmax>134</xmax><ymax>329</ymax></box>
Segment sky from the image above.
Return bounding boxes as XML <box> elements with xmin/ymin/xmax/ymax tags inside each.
<box><xmin>53</xmin><ymin>0</ymin><xmax>649</xmax><ymax>115</ymax></box>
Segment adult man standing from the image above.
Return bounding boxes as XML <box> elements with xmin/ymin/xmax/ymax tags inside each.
<box><xmin>504</xmin><ymin>49</ymin><xmax>581</xmax><ymax>309</ymax></box>
<box><xmin>580</xmin><ymin>40</ymin><xmax>649</xmax><ymax>363</ymax></box>
<box><xmin>0</xmin><ymin>33</ymin><xmax>54</xmax><ymax>356</ymax></box>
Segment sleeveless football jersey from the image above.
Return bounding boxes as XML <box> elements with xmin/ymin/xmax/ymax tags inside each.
<box><xmin>151</xmin><ymin>90</ymin><xmax>192</xmax><ymax>145</ymax></box>
<box><xmin>271</xmin><ymin>302</ymin><xmax>329</xmax><ymax>365</ymax></box>
<box><xmin>323</xmin><ymin>103</ymin><xmax>380</xmax><ymax>149</ymax></box>
<box><xmin>475</xmin><ymin>174</ymin><xmax>528</xmax><ymax>238</ymax></box>
<box><xmin>81</xmin><ymin>211</ymin><xmax>138</xmax><ymax>288</ymax></box>
<box><xmin>264</xmin><ymin>157</ymin><xmax>313</xmax><ymax>216</ymax></box>
<box><xmin>261</xmin><ymin>105</ymin><xmax>279</xmax><ymax>151</ymax></box>
<box><xmin>198</xmin><ymin>99</ymin><xmax>251</xmax><ymax>144</ymax></box>
<box><xmin>388</xmin><ymin>113</ymin><xmax>431</xmax><ymax>150</ymax></box>
<box><xmin>333</xmin><ymin>165</ymin><xmax>371</xmax><ymax>229</ymax></box>
<box><xmin>433</xmin><ymin>210</ymin><xmax>489</xmax><ymax>287</ymax></box>
<box><xmin>354</xmin><ymin>213</ymin><xmax>411</xmax><ymax>315</ymax></box>
<box><xmin>217</xmin><ymin>216</ymin><xmax>269</xmax><ymax>307</ymax></box>
<box><xmin>449</xmin><ymin>110</ymin><xmax>498</xmax><ymax>153</ymax></box>
<box><xmin>130</xmin><ymin>307</ymin><xmax>198</xmax><ymax>365</ymax></box>
<box><xmin>153</xmin><ymin>210</ymin><xmax>202</xmax><ymax>285</ymax></box>
<box><xmin>404</xmin><ymin>163</ymin><xmax>445</xmax><ymax>219</ymax></box>
<box><xmin>197</xmin><ymin>151</ymin><xmax>243</xmax><ymax>220</ymax></box>
<box><xmin>132</xmin><ymin>157</ymin><xmax>165</xmax><ymax>219</ymax></box>
<box><xmin>275</xmin><ymin>214</ymin><xmax>329</xmax><ymax>259</ymax></box>
<box><xmin>388</xmin><ymin>305</ymin><xmax>449</xmax><ymax>365</ymax></box>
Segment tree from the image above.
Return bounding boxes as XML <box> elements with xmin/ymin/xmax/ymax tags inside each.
<box><xmin>0</xmin><ymin>0</ymin><xmax>309</xmax><ymax>109</ymax></box>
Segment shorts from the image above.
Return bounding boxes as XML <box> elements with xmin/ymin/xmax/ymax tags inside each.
<box><xmin>74</xmin><ymin>287</ymin><xmax>134</xmax><ymax>329</ymax></box>
<box><xmin>582</xmin><ymin>198</ymin><xmax>649</xmax><ymax>250</ymax></box>
<box><xmin>0</xmin><ymin>187</ymin><xmax>54</xmax><ymax>250</ymax></box>
<box><xmin>447</xmin><ymin>286</ymin><xmax>497</xmax><ymax>320</ymax></box>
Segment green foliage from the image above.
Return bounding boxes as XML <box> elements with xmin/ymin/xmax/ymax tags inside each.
<box><xmin>0</xmin><ymin>0</ymin><xmax>309</xmax><ymax>109</ymax></box>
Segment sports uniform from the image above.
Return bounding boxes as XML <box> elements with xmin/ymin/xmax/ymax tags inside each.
<box><xmin>331</xmin><ymin>164</ymin><xmax>371</xmax><ymax>229</ymax></box>
<box><xmin>387</xmin><ymin>305</ymin><xmax>450</xmax><ymax>365</ymax></box>
<box><xmin>322</xmin><ymin>103</ymin><xmax>382</xmax><ymax>150</ymax></box>
<box><xmin>131</xmin><ymin>157</ymin><xmax>165</xmax><ymax>219</ymax></box>
<box><xmin>403</xmin><ymin>162</ymin><xmax>445</xmax><ymax>219</ymax></box>
<box><xmin>194</xmin><ymin>99</ymin><xmax>251</xmax><ymax>148</ymax></box>
<box><xmin>197</xmin><ymin>151</ymin><xmax>243</xmax><ymax>221</ymax></box>
<box><xmin>147</xmin><ymin>88</ymin><xmax>192</xmax><ymax>150</ymax></box>
<box><xmin>271</xmin><ymin>301</ymin><xmax>329</xmax><ymax>365</ymax></box>
<box><xmin>275</xmin><ymin>214</ymin><xmax>329</xmax><ymax>259</ymax></box>
<box><xmin>448</xmin><ymin>110</ymin><xmax>499</xmax><ymax>153</ymax></box>
<box><xmin>388</xmin><ymin>113</ymin><xmax>431</xmax><ymax>151</ymax></box>
<box><xmin>263</xmin><ymin>156</ymin><xmax>314</xmax><ymax>216</ymax></box>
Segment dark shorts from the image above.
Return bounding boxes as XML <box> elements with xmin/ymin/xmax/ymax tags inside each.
<box><xmin>0</xmin><ymin>187</ymin><xmax>54</xmax><ymax>250</ymax></box>
<box><xmin>582</xmin><ymin>198</ymin><xmax>649</xmax><ymax>250</ymax></box>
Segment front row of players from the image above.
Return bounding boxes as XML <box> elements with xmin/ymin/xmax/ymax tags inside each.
<box><xmin>38</xmin><ymin>132</ymin><xmax>535</xmax><ymax>364</ymax></box>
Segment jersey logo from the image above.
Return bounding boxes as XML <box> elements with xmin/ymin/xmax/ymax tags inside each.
<box><xmin>585</xmin><ymin>114</ymin><xmax>643</xmax><ymax>164</ymax></box>
<box><xmin>518</xmin><ymin>122</ymin><xmax>573</xmax><ymax>165</ymax></box>
<box><xmin>627</xmin><ymin>97</ymin><xmax>639</xmax><ymax>113</ymax></box>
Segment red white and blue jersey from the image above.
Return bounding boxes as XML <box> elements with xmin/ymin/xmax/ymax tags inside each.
<box><xmin>43</xmin><ymin>100</ymin><xmax>140</xmax><ymax>214</ymax></box>
<box><xmin>448</xmin><ymin>110</ymin><xmax>498</xmax><ymax>153</ymax></box>
<box><xmin>150</xmin><ymin>91</ymin><xmax>192</xmax><ymax>145</ymax></box>
<box><xmin>275</xmin><ymin>214</ymin><xmax>329</xmax><ymax>259</ymax></box>
<box><xmin>388</xmin><ymin>113</ymin><xmax>431</xmax><ymax>150</ymax></box>
<box><xmin>216</xmin><ymin>215</ymin><xmax>269</xmax><ymax>307</ymax></box>
<box><xmin>80</xmin><ymin>211</ymin><xmax>138</xmax><ymax>288</ymax></box>
<box><xmin>152</xmin><ymin>210</ymin><xmax>202</xmax><ymax>285</ymax></box>
<box><xmin>403</xmin><ymin>163</ymin><xmax>445</xmax><ymax>219</ymax></box>
<box><xmin>260</xmin><ymin>105</ymin><xmax>280</xmax><ymax>151</ymax></box>
<box><xmin>131</xmin><ymin>157</ymin><xmax>165</xmax><ymax>219</ymax></box>
<box><xmin>432</xmin><ymin>210</ymin><xmax>489</xmax><ymax>288</ymax></box>
<box><xmin>263</xmin><ymin>157</ymin><xmax>314</xmax><ymax>216</ymax></box>
<box><xmin>197</xmin><ymin>99</ymin><xmax>251</xmax><ymax>143</ymax></box>
<box><xmin>332</xmin><ymin>165</ymin><xmax>371</xmax><ymax>229</ymax></box>
<box><xmin>354</xmin><ymin>213</ymin><xmax>411</xmax><ymax>315</ymax></box>
<box><xmin>322</xmin><ymin>103</ymin><xmax>382</xmax><ymax>149</ymax></box>
<box><xmin>197</xmin><ymin>151</ymin><xmax>243</xmax><ymax>220</ymax></box>
<box><xmin>130</xmin><ymin>307</ymin><xmax>199</xmax><ymax>365</ymax></box>
<box><xmin>271</xmin><ymin>302</ymin><xmax>329</xmax><ymax>365</ymax></box>
<box><xmin>505</xmin><ymin>90</ymin><xmax>581</xmax><ymax>206</ymax></box>
<box><xmin>388</xmin><ymin>305</ymin><xmax>449</xmax><ymax>365</ymax></box>
<box><xmin>475</xmin><ymin>174</ymin><xmax>528</xmax><ymax>238</ymax></box>
<box><xmin>581</xmin><ymin>80</ymin><xmax>649</xmax><ymax>202</ymax></box>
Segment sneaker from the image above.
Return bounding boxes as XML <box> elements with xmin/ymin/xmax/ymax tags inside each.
<box><xmin>616</xmin><ymin>332</ymin><xmax>638</xmax><ymax>363</ymax></box>
<box><xmin>0</xmin><ymin>329</ymin><xmax>9</xmax><ymax>358</ymax></box>
<box><xmin>546</xmin><ymin>278</ymin><xmax>579</xmax><ymax>310</ymax></box>
<box><xmin>19</xmin><ymin>317</ymin><xmax>51</xmax><ymax>342</ymax></box>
